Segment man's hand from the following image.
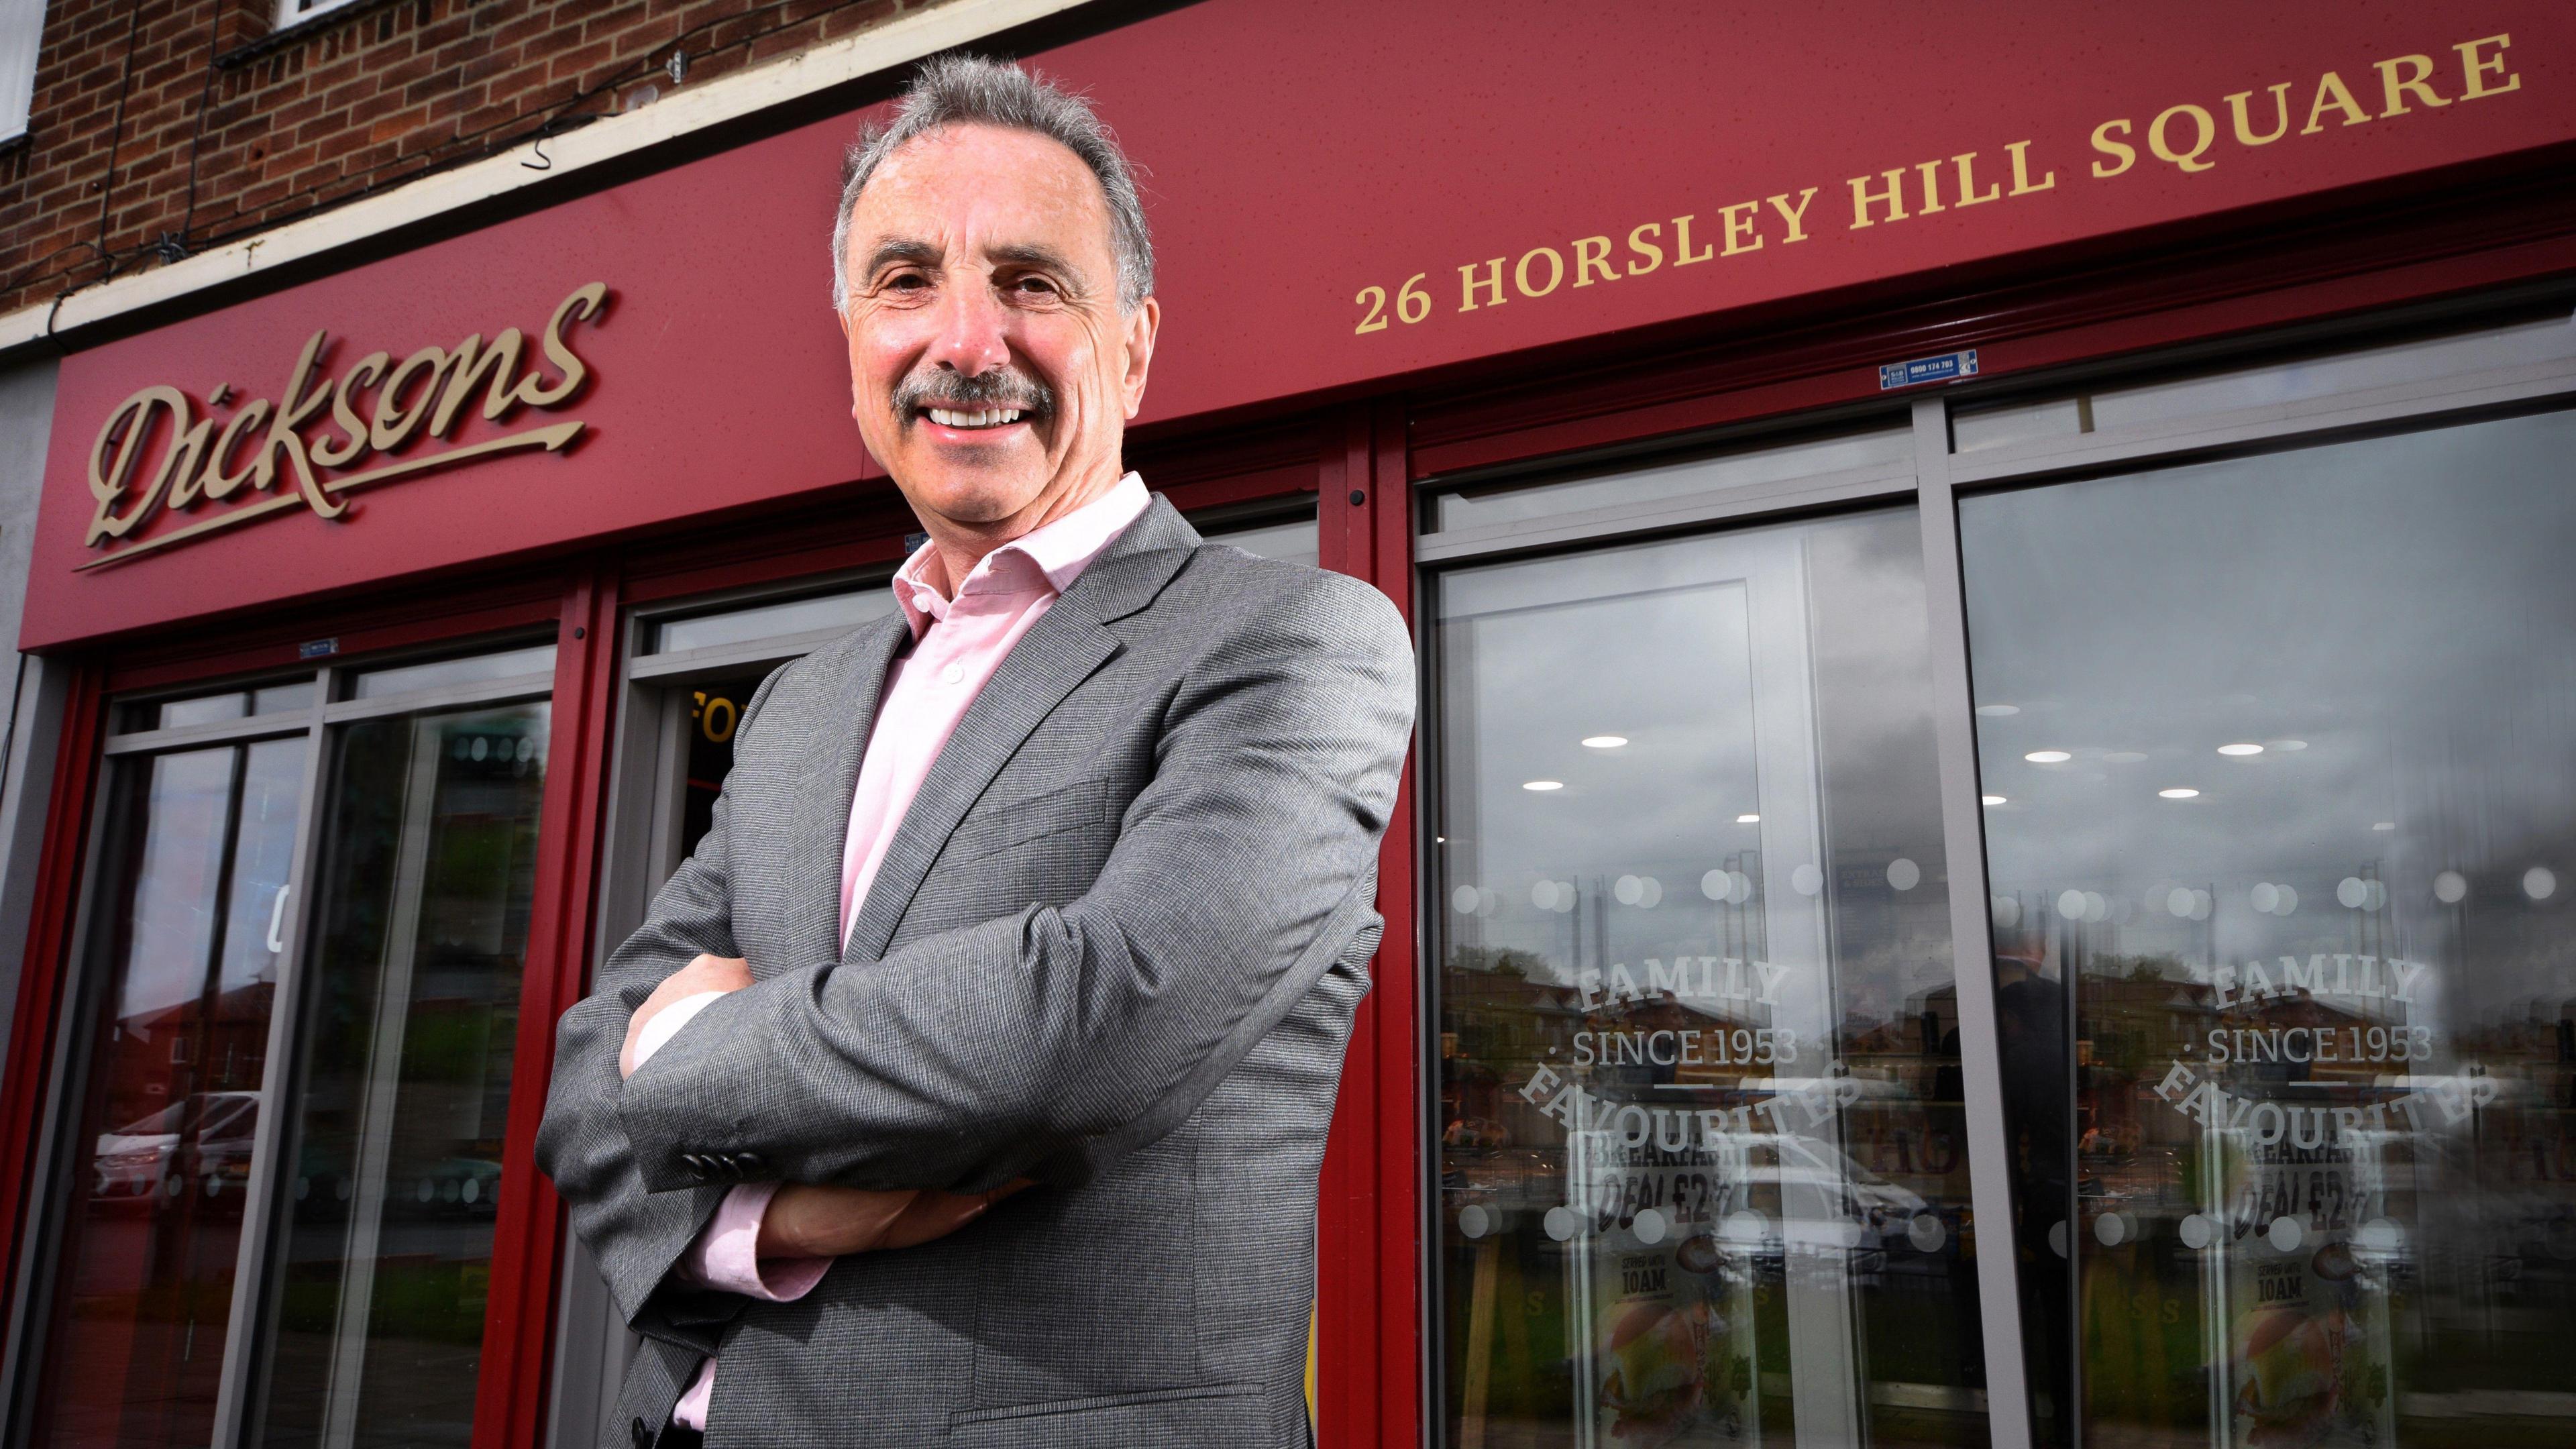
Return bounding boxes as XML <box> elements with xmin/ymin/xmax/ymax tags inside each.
<box><xmin>757</xmin><ymin>1180</ymin><xmax>1034</xmax><ymax>1259</ymax></box>
<box><xmin>622</xmin><ymin>955</ymin><xmax>1031</xmax><ymax>1258</ymax></box>
<box><xmin>621</xmin><ymin>953</ymin><xmax>753</xmax><ymax>1078</ymax></box>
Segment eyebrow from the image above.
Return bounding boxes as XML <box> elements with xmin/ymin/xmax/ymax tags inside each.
<box><xmin>985</xmin><ymin>241</ymin><xmax>1086</xmax><ymax>282</ymax></box>
<box><xmin>861</xmin><ymin>237</ymin><xmax>1091</xmax><ymax>288</ymax></box>
<box><xmin>862</xmin><ymin>237</ymin><xmax>943</xmax><ymax>276</ymax></box>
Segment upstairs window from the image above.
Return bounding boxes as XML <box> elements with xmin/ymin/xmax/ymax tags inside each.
<box><xmin>0</xmin><ymin>0</ymin><xmax>44</xmax><ymax>142</ymax></box>
<box><xmin>274</xmin><ymin>0</ymin><xmax>365</xmax><ymax>28</ymax></box>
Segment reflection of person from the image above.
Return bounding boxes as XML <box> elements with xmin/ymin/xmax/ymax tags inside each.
<box><xmin>1992</xmin><ymin>945</ymin><xmax>2074</xmax><ymax>1434</ymax></box>
<box><xmin>535</xmin><ymin>59</ymin><xmax>1414</xmax><ymax>1448</ymax></box>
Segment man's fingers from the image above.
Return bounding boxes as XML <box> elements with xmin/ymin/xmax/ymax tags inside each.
<box><xmin>876</xmin><ymin>1183</ymin><xmax>1032</xmax><ymax>1250</ymax></box>
<box><xmin>758</xmin><ymin>1183</ymin><xmax>921</xmax><ymax>1258</ymax></box>
<box><xmin>621</xmin><ymin>955</ymin><xmax>754</xmax><ymax>1078</ymax></box>
<box><xmin>875</xmin><ymin>1192</ymin><xmax>991</xmax><ymax>1250</ymax></box>
<box><xmin>685</xmin><ymin>953</ymin><xmax>755</xmax><ymax>992</ymax></box>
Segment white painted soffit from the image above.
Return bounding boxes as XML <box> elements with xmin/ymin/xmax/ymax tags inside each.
<box><xmin>0</xmin><ymin>0</ymin><xmax>1094</xmax><ymax>364</ymax></box>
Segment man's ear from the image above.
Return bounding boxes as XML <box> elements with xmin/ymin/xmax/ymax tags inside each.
<box><xmin>1120</xmin><ymin>297</ymin><xmax>1160</xmax><ymax>421</ymax></box>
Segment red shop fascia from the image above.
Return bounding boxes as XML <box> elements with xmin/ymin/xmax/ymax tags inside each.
<box><xmin>6</xmin><ymin>1</ymin><xmax>2574</xmax><ymax>1444</ymax></box>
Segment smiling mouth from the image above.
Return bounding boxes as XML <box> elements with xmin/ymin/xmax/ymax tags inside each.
<box><xmin>920</xmin><ymin>406</ymin><xmax>1027</xmax><ymax>430</ymax></box>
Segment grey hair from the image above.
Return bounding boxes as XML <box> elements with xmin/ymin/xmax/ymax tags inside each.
<box><xmin>830</xmin><ymin>55</ymin><xmax>1155</xmax><ymax>314</ymax></box>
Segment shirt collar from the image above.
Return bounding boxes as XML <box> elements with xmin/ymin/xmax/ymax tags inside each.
<box><xmin>890</xmin><ymin>472</ymin><xmax>1152</xmax><ymax>637</ymax></box>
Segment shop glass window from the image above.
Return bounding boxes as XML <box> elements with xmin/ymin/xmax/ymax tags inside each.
<box><xmin>31</xmin><ymin>737</ymin><xmax>306</xmax><ymax>1447</ymax></box>
<box><xmin>649</xmin><ymin>589</ymin><xmax>894</xmax><ymax>657</ymax></box>
<box><xmin>349</xmin><ymin>643</ymin><xmax>555</xmax><ymax>700</ymax></box>
<box><xmin>1428</xmin><ymin>426</ymin><xmax>1913</xmax><ymax>538</ymax></box>
<box><xmin>1962</xmin><ymin>407</ymin><xmax>2576</xmax><ymax>1448</ymax></box>
<box><xmin>1951</xmin><ymin>310</ymin><xmax>2576</xmax><ymax>455</ymax></box>
<box><xmin>250</xmin><ymin>700</ymin><xmax>549</xmax><ymax>1448</ymax></box>
<box><xmin>1432</xmin><ymin>505</ymin><xmax>1988</xmax><ymax>1448</ymax></box>
<box><xmin>122</xmin><ymin>679</ymin><xmax>318</xmax><ymax>735</ymax></box>
<box><xmin>154</xmin><ymin>694</ymin><xmax>248</xmax><ymax>731</ymax></box>
<box><xmin>30</xmin><ymin>643</ymin><xmax>558</xmax><ymax>1449</ymax></box>
<box><xmin>1206</xmin><ymin>510</ymin><xmax>1320</xmax><ymax>567</ymax></box>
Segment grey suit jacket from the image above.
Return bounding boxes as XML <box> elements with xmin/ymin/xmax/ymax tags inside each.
<box><xmin>535</xmin><ymin>497</ymin><xmax>1415</xmax><ymax>1448</ymax></box>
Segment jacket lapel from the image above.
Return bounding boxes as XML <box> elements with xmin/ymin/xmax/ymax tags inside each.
<box><xmin>841</xmin><ymin>496</ymin><xmax>1203</xmax><ymax>963</ymax></box>
<box><xmin>782</xmin><ymin>614</ymin><xmax>908</xmax><ymax>971</ymax></box>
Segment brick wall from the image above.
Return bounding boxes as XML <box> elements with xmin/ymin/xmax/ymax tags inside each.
<box><xmin>0</xmin><ymin>0</ymin><xmax>953</xmax><ymax>321</ymax></box>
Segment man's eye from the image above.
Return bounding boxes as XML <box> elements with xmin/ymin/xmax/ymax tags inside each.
<box><xmin>1012</xmin><ymin>276</ymin><xmax>1059</xmax><ymax>296</ymax></box>
<box><xmin>885</xmin><ymin>272</ymin><xmax>928</xmax><ymax>291</ymax></box>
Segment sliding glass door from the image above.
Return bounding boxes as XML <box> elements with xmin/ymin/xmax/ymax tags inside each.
<box><xmin>253</xmin><ymin>698</ymin><xmax>549</xmax><ymax>1449</ymax></box>
<box><xmin>27</xmin><ymin>644</ymin><xmax>557</xmax><ymax>1449</ymax></box>
<box><xmin>1423</xmin><ymin>303</ymin><xmax>2576</xmax><ymax>1449</ymax></box>
<box><xmin>1962</xmin><ymin>405</ymin><xmax>2576</xmax><ymax>1449</ymax></box>
<box><xmin>34</xmin><ymin>730</ymin><xmax>306</xmax><ymax>1447</ymax></box>
<box><xmin>1426</xmin><ymin>433</ymin><xmax>1992</xmax><ymax>1448</ymax></box>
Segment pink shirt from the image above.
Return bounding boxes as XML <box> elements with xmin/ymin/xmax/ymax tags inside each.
<box><xmin>649</xmin><ymin>473</ymin><xmax>1152</xmax><ymax>1432</ymax></box>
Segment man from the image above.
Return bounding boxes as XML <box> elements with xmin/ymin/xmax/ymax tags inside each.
<box><xmin>535</xmin><ymin>56</ymin><xmax>1414</xmax><ymax>1449</ymax></box>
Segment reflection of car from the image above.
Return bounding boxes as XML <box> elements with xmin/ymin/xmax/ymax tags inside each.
<box><xmin>93</xmin><ymin>1091</ymin><xmax>259</xmax><ymax>1205</ymax></box>
<box><xmin>1705</xmin><ymin>1136</ymin><xmax>1932</xmax><ymax>1277</ymax></box>
<box><xmin>1442</xmin><ymin>1145</ymin><xmax>1563</xmax><ymax>1228</ymax></box>
<box><xmin>426</xmin><ymin>1156</ymin><xmax>505</xmax><ymax>1217</ymax></box>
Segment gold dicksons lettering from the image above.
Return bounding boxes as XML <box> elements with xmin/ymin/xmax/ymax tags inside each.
<box><xmin>82</xmin><ymin>282</ymin><xmax>607</xmax><ymax>571</ymax></box>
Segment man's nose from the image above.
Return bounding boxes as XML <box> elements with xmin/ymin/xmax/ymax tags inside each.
<box><xmin>922</xmin><ymin>276</ymin><xmax>1012</xmax><ymax>377</ymax></box>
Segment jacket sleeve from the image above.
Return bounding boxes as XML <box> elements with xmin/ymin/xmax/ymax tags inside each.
<box><xmin>534</xmin><ymin>667</ymin><xmax>787</xmax><ymax>1353</ymax></box>
<box><xmin>615</xmin><ymin>572</ymin><xmax>1415</xmax><ymax>1194</ymax></box>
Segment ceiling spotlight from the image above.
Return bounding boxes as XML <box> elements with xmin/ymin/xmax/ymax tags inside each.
<box><xmin>2025</xmin><ymin>750</ymin><xmax>2072</xmax><ymax>764</ymax></box>
<box><xmin>2159</xmin><ymin>788</ymin><xmax>2200</xmax><ymax>799</ymax></box>
<box><xmin>1523</xmin><ymin>780</ymin><xmax>1564</xmax><ymax>792</ymax></box>
<box><xmin>2371</xmin><ymin>822</ymin><xmax>2396</xmax><ymax>832</ymax></box>
<box><xmin>1735</xmin><ymin>813</ymin><xmax>1760</xmax><ymax>824</ymax></box>
<box><xmin>1976</xmin><ymin>704</ymin><xmax>2021</xmax><ymax>717</ymax></box>
<box><xmin>2217</xmin><ymin>743</ymin><xmax>2264</xmax><ymax>757</ymax></box>
<box><xmin>1982</xmin><ymin>794</ymin><xmax>2006</xmax><ymax>806</ymax></box>
<box><xmin>1581</xmin><ymin>735</ymin><xmax>1629</xmax><ymax>749</ymax></box>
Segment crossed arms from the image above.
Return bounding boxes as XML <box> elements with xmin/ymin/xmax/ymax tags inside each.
<box><xmin>533</xmin><ymin>575</ymin><xmax>1414</xmax><ymax>1348</ymax></box>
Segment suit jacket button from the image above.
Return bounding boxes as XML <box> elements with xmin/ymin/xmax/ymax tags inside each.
<box><xmin>629</xmin><ymin>1415</ymin><xmax>652</xmax><ymax>1448</ymax></box>
<box><xmin>734</xmin><ymin>1150</ymin><xmax>764</xmax><ymax>1176</ymax></box>
<box><xmin>680</xmin><ymin>1153</ymin><xmax>708</xmax><ymax>1179</ymax></box>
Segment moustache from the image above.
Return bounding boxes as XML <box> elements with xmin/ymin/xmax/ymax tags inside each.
<box><xmin>892</xmin><ymin>368</ymin><xmax>1053</xmax><ymax>418</ymax></box>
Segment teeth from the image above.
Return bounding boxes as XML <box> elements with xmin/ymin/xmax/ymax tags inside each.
<box><xmin>927</xmin><ymin>407</ymin><xmax>1022</xmax><ymax>429</ymax></box>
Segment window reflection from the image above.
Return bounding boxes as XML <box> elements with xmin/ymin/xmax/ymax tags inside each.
<box><xmin>1951</xmin><ymin>311</ymin><xmax>2576</xmax><ymax>454</ymax></box>
<box><xmin>349</xmin><ymin>645</ymin><xmax>556</xmax><ymax>700</ymax></box>
<box><xmin>1203</xmin><ymin>511</ymin><xmax>1320</xmax><ymax>568</ymax></box>
<box><xmin>36</xmin><ymin>738</ymin><xmax>305</xmax><ymax>1448</ymax></box>
<box><xmin>1963</xmin><ymin>408</ymin><xmax>2576</xmax><ymax>1448</ymax></box>
<box><xmin>1431</xmin><ymin>427</ymin><xmax>1913</xmax><ymax>536</ymax></box>
<box><xmin>1434</xmin><ymin>508</ymin><xmax>1986</xmax><ymax>1448</ymax></box>
<box><xmin>254</xmin><ymin>703</ymin><xmax>548</xmax><ymax>1449</ymax></box>
<box><xmin>649</xmin><ymin>590</ymin><xmax>894</xmax><ymax>656</ymax></box>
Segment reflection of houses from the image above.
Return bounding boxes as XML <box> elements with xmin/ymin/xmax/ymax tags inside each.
<box><xmin>1441</xmin><ymin>952</ymin><xmax>1583</xmax><ymax>1150</ymax></box>
<box><xmin>1441</xmin><ymin>953</ymin><xmax>1777</xmax><ymax>1146</ymax></box>
<box><xmin>101</xmin><ymin>980</ymin><xmax>276</xmax><ymax>1135</ymax></box>
<box><xmin>2079</xmin><ymin>969</ymin><xmax>2216</xmax><ymax>1161</ymax></box>
<box><xmin>2084</xmin><ymin>967</ymin><xmax>2420</xmax><ymax>1161</ymax></box>
<box><xmin>2226</xmin><ymin>991</ymin><xmax>2376</xmax><ymax>1089</ymax></box>
<box><xmin>1846</xmin><ymin>983</ymin><xmax>1962</xmax><ymax>1104</ymax></box>
<box><xmin>2461</xmin><ymin>1001</ymin><xmax>2576</xmax><ymax>1108</ymax></box>
<box><xmin>1836</xmin><ymin>985</ymin><xmax>1971</xmax><ymax>1189</ymax></box>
